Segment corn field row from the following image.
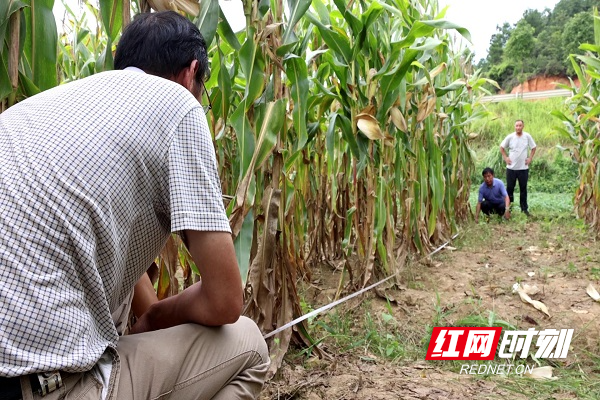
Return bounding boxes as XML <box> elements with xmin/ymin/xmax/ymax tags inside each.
<box><xmin>6</xmin><ymin>0</ymin><xmax>599</xmax><ymax>376</ymax></box>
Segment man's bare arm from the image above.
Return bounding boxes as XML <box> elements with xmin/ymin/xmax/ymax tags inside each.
<box><xmin>130</xmin><ymin>231</ymin><xmax>242</xmax><ymax>333</ymax></box>
<box><xmin>132</xmin><ymin>272</ymin><xmax>158</xmax><ymax>319</ymax></box>
<box><xmin>526</xmin><ymin>147</ymin><xmax>537</xmax><ymax>165</ymax></box>
<box><xmin>500</xmin><ymin>146</ymin><xmax>511</xmax><ymax>165</ymax></box>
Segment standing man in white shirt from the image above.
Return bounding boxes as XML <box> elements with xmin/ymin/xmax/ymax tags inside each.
<box><xmin>500</xmin><ymin>119</ymin><xmax>537</xmax><ymax>217</ymax></box>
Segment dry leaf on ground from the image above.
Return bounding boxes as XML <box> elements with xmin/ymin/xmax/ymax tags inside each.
<box><xmin>524</xmin><ymin>366</ymin><xmax>558</xmax><ymax>380</ymax></box>
<box><xmin>586</xmin><ymin>283</ymin><xmax>600</xmax><ymax>302</ymax></box>
<box><xmin>513</xmin><ymin>283</ymin><xmax>550</xmax><ymax>317</ymax></box>
<box><xmin>571</xmin><ymin>308</ymin><xmax>589</xmax><ymax>314</ymax></box>
<box><xmin>522</xmin><ymin>284</ymin><xmax>540</xmax><ymax>295</ymax></box>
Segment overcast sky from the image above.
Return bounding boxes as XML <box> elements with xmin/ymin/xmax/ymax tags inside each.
<box><xmin>54</xmin><ymin>0</ymin><xmax>561</xmax><ymax>60</ymax></box>
<box><xmin>440</xmin><ymin>0</ymin><xmax>561</xmax><ymax>60</ymax></box>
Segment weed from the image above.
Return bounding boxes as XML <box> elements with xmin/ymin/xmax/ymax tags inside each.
<box><xmin>567</xmin><ymin>261</ymin><xmax>579</xmax><ymax>276</ymax></box>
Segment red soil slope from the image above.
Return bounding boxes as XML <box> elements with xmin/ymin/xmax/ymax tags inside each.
<box><xmin>510</xmin><ymin>75</ymin><xmax>580</xmax><ymax>93</ymax></box>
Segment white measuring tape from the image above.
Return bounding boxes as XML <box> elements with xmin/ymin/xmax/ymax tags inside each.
<box><xmin>263</xmin><ymin>233</ymin><xmax>460</xmax><ymax>339</ymax></box>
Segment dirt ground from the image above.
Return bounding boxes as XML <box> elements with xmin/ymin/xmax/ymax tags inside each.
<box><xmin>260</xmin><ymin>215</ymin><xmax>600</xmax><ymax>399</ymax></box>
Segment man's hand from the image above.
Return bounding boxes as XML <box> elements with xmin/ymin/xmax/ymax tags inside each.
<box><xmin>525</xmin><ymin>157</ymin><xmax>532</xmax><ymax>165</ymax></box>
<box><xmin>504</xmin><ymin>209</ymin><xmax>511</xmax><ymax>220</ymax></box>
<box><xmin>504</xmin><ymin>156</ymin><xmax>512</xmax><ymax>165</ymax></box>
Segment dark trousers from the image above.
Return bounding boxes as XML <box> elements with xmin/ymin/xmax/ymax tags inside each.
<box><xmin>481</xmin><ymin>200</ymin><xmax>506</xmax><ymax>216</ymax></box>
<box><xmin>506</xmin><ymin>168</ymin><xmax>529</xmax><ymax>212</ymax></box>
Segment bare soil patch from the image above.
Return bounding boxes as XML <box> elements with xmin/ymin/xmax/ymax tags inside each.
<box><xmin>260</xmin><ymin>216</ymin><xmax>600</xmax><ymax>399</ymax></box>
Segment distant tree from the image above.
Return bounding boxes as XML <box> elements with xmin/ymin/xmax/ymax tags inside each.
<box><xmin>504</xmin><ymin>20</ymin><xmax>536</xmax><ymax>85</ymax></box>
<box><xmin>481</xmin><ymin>0</ymin><xmax>600</xmax><ymax>90</ymax></box>
<box><xmin>487</xmin><ymin>23</ymin><xmax>513</xmax><ymax>66</ymax></box>
<box><xmin>551</xmin><ymin>0</ymin><xmax>599</xmax><ymax>27</ymax></box>
<box><xmin>487</xmin><ymin>62</ymin><xmax>515</xmax><ymax>91</ymax></box>
<box><xmin>522</xmin><ymin>9</ymin><xmax>548</xmax><ymax>36</ymax></box>
<box><xmin>534</xmin><ymin>29</ymin><xmax>567</xmax><ymax>76</ymax></box>
<box><xmin>562</xmin><ymin>12</ymin><xmax>595</xmax><ymax>64</ymax></box>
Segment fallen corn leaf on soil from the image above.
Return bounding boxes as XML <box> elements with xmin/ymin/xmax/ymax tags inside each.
<box><xmin>261</xmin><ymin>215</ymin><xmax>600</xmax><ymax>399</ymax></box>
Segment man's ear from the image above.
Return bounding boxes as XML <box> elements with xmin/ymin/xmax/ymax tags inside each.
<box><xmin>174</xmin><ymin>60</ymin><xmax>199</xmax><ymax>92</ymax></box>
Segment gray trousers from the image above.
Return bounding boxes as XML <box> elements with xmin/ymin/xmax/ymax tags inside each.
<box><xmin>18</xmin><ymin>317</ymin><xmax>269</xmax><ymax>400</ymax></box>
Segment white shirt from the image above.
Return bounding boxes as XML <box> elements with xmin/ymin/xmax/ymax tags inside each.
<box><xmin>0</xmin><ymin>70</ymin><xmax>230</xmax><ymax>377</ymax></box>
<box><xmin>501</xmin><ymin>131</ymin><xmax>536</xmax><ymax>170</ymax></box>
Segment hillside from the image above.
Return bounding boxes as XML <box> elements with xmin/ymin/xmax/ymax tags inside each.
<box><xmin>479</xmin><ymin>0</ymin><xmax>600</xmax><ymax>93</ymax></box>
<box><xmin>509</xmin><ymin>75</ymin><xmax>579</xmax><ymax>94</ymax></box>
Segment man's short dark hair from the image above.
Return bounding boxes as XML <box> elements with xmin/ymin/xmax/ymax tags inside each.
<box><xmin>515</xmin><ymin>119</ymin><xmax>524</xmax><ymax>125</ymax></box>
<box><xmin>114</xmin><ymin>11</ymin><xmax>209</xmax><ymax>83</ymax></box>
<box><xmin>482</xmin><ymin>167</ymin><xmax>494</xmax><ymax>176</ymax></box>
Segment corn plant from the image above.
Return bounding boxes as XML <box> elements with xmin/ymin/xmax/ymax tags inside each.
<box><xmin>201</xmin><ymin>0</ymin><xmax>492</xmax><ymax>375</ymax></box>
<box><xmin>1</xmin><ymin>0</ymin><xmax>58</xmax><ymax>111</ymax></box>
<box><xmin>3</xmin><ymin>0</ymin><xmax>493</xmax><ymax>378</ymax></box>
<box><xmin>552</xmin><ymin>8</ymin><xmax>600</xmax><ymax>230</ymax></box>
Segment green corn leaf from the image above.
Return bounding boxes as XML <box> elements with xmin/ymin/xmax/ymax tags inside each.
<box><xmin>337</xmin><ymin>114</ymin><xmax>359</xmax><ymax>159</ymax></box>
<box><xmin>17</xmin><ymin>69</ymin><xmax>40</xmax><ymax>96</ymax></box>
<box><xmin>22</xmin><ymin>0</ymin><xmax>57</xmax><ymax>91</ymax></box>
<box><xmin>0</xmin><ymin>52</ymin><xmax>11</xmax><ymax>99</ymax></box>
<box><xmin>312</xmin><ymin>0</ymin><xmax>330</xmax><ymax>24</ymax></box>
<box><xmin>98</xmin><ymin>0</ymin><xmax>122</xmax><ymax>42</ymax></box>
<box><xmin>326</xmin><ymin>113</ymin><xmax>337</xmax><ymax>171</ymax></box>
<box><xmin>305</xmin><ymin>12</ymin><xmax>351</xmax><ymax>65</ymax></box>
<box><xmin>257</xmin><ymin>0</ymin><xmax>269</xmax><ymax>18</ymax></box>
<box><xmin>0</xmin><ymin>1</ymin><xmax>27</xmax><ymax>49</ymax></box>
<box><xmin>282</xmin><ymin>0</ymin><xmax>311</xmax><ymax>44</ymax></box>
<box><xmin>435</xmin><ymin>79</ymin><xmax>466</xmax><ymax>97</ymax></box>
<box><xmin>361</xmin><ymin>1</ymin><xmax>383</xmax><ymax>32</ymax></box>
<box><xmin>230</xmin><ymin>104</ymin><xmax>255</xmax><ymax>179</ymax></box>
<box><xmin>238</xmin><ymin>29</ymin><xmax>265</xmax><ymax>110</ymax></box>
<box><xmin>234</xmin><ymin>209</ymin><xmax>254</xmax><ymax>285</ymax></box>
<box><xmin>196</xmin><ymin>0</ymin><xmax>219</xmax><ymax>46</ymax></box>
<box><xmin>421</xmin><ymin>19</ymin><xmax>471</xmax><ymax>43</ymax></box>
<box><xmin>594</xmin><ymin>7</ymin><xmax>600</xmax><ymax>47</ymax></box>
<box><xmin>217</xmin><ymin>8</ymin><xmax>241</xmax><ymax>51</ymax></box>
<box><xmin>579</xmin><ymin>102</ymin><xmax>600</xmax><ymax>124</ymax></box>
<box><xmin>577</xmin><ymin>55</ymin><xmax>600</xmax><ymax>72</ymax></box>
<box><xmin>285</xmin><ymin>55</ymin><xmax>309</xmax><ymax>149</ymax></box>
<box><xmin>217</xmin><ymin>46</ymin><xmax>231</xmax><ymax>121</ymax></box>
<box><xmin>254</xmin><ymin>99</ymin><xmax>285</xmax><ymax>172</ymax></box>
<box><xmin>332</xmin><ymin>0</ymin><xmax>362</xmax><ymax>34</ymax></box>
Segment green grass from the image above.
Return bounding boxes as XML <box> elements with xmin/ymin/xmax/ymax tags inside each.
<box><xmin>471</xmin><ymin>98</ymin><xmax>569</xmax><ymax>147</ymax></box>
<box><xmin>469</xmin><ymin>97</ymin><xmax>579</xmax><ymax>197</ymax></box>
<box><xmin>469</xmin><ymin>188</ymin><xmax>574</xmax><ymax>216</ymax></box>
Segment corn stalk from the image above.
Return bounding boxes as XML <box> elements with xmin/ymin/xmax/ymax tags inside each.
<box><xmin>3</xmin><ymin>0</ymin><xmax>493</xmax><ymax>378</ymax></box>
<box><xmin>551</xmin><ymin>8</ymin><xmax>600</xmax><ymax>230</ymax></box>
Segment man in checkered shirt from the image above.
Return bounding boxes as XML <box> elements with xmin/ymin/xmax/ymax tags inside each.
<box><xmin>0</xmin><ymin>11</ymin><xmax>268</xmax><ymax>400</ymax></box>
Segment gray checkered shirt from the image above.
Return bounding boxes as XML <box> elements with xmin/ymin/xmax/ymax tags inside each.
<box><xmin>0</xmin><ymin>70</ymin><xmax>231</xmax><ymax>377</ymax></box>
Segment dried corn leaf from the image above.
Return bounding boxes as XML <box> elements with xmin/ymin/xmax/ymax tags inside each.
<box><xmin>571</xmin><ymin>308</ymin><xmax>589</xmax><ymax>314</ymax></box>
<box><xmin>514</xmin><ymin>283</ymin><xmax>550</xmax><ymax>317</ymax></box>
<box><xmin>524</xmin><ymin>366</ymin><xmax>558</xmax><ymax>380</ymax></box>
<box><xmin>522</xmin><ymin>284</ymin><xmax>540</xmax><ymax>295</ymax></box>
<box><xmin>356</xmin><ymin>113</ymin><xmax>384</xmax><ymax>140</ymax></box>
<box><xmin>390</xmin><ymin>107</ymin><xmax>408</xmax><ymax>132</ymax></box>
<box><xmin>147</xmin><ymin>0</ymin><xmax>200</xmax><ymax>15</ymax></box>
<box><xmin>429</xmin><ymin>62</ymin><xmax>447</xmax><ymax>79</ymax></box>
<box><xmin>586</xmin><ymin>283</ymin><xmax>600</xmax><ymax>302</ymax></box>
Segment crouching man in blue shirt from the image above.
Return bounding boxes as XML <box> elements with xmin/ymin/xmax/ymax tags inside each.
<box><xmin>475</xmin><ymin>167</ymin><xmax>511</xmax><ymax>223</ymax></box>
